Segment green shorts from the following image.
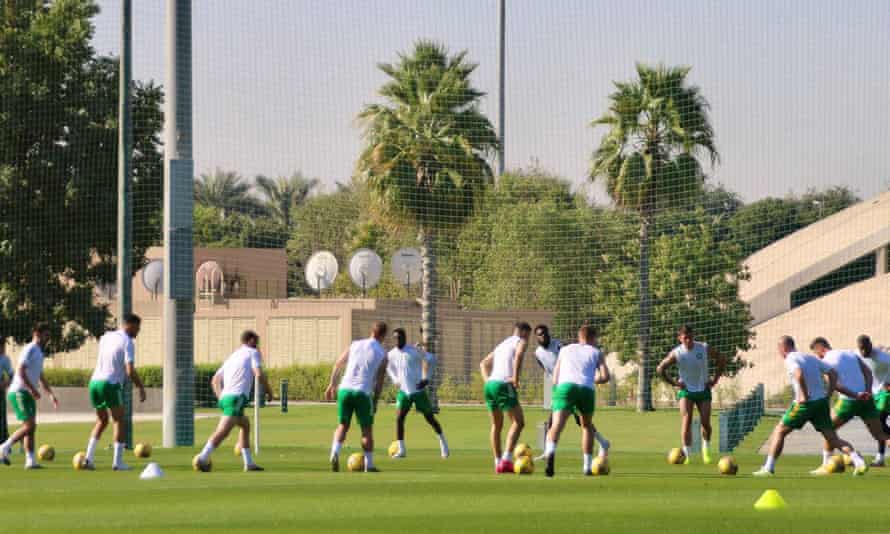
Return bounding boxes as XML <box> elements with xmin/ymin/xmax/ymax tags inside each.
<box><xmin>834</xmin><ymin>397</ymin><xmax>879</xmax><ymax>422</ymax></box>
<box><xmin>88</xmin><ymin>380</ymin><xmax>123</xmax><ymax>410</ymax></box>
<box><xmin>8</xmin><ymin>390</ymin><xmax>36</xmax><ymax>422</ymax></box>
<box><xmin>395</xmin><ymin>390</ymin><xmax>433</xmax><ymax>415</ymax></box>
<box><xmin>874</xmin><ymin>390</ymin><xmax>890</xmax><ymax>413</ymax></box>
<box><xmin>337</xmin><ymin>389</ymin><xmax>374</xmax><ymax>428</ymax></box>
<box><xmin>218</xmin><ymin>394</ymin><xmax>249</xmax><ymax>417</ymax></box>
<box><xmin>782</xmin><ymin>398</ymin><xmax>832</xmax><ymax>431</ymax></box>
<box><xmin>551</xmin><ymin>383</ymin><xmax>595</xmax><ymax>415</ymax></box>
<box><xmin>484</xmin><ymin>380</ymin><xmax>518</xmax><ymax>412</ymax></box>
<box><xmin>677</xmin><ymin>388</ymin><xmax>712</xmax><ymax>402</ymax></box>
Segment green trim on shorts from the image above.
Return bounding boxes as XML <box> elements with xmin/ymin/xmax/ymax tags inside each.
<box><xmin>8</xmin><ymin>390</ymin><xmax>36</xmax><ymax>422</ymax></box>
<box><xmin>484</xmin><ymin>380</ymin><xmax>518</xmax><ymax>412</ymax></box>
<box><xmin>874</xmin><ymin>390</ymin><xmax>890</xmax><ymax>413</ymax></box>
<box><xmin>551</xmin><ymin>383</ymin><xmax>595</xmax><ymax>415</ymax></box>
<box><xmin>677</xmin><ymin>388</ymin><xmax>712</xmax><ymax>402</ymax></box>
<box><xmin>834</xmin><ymin>397</ymin><xmax>879</xmax><ymax>422</ymax></box>
<box><xmin>337</xmin><ymin>388</ymin><xmax>374</xmax><ymax>427</ymax></box>
<box><xmin>218</xmin><ymin>394</ymin><xmax>249</xmax><ymax>417</ymax></box>
<box><xmin>88</xmin><ymin>380</ymin><xmax>123</xmax><ymax>410</ymax></box>
<box><xmin>395</xmin><ymin>390</ymin><xmax>433</xmax><ymax>414</ymax></box>
<box><xmin>782</xmin><ymin>397</ymin><xmax>832</xmax><ymax>431</ymax></box>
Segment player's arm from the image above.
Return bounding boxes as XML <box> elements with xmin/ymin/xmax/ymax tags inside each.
<box><xmin>373</xmin><ymin>357</ymin><xmax>388</xmax><ymax>411</ymax></box>
<box><xmin>857</xmin><ymin>358</ymin><xmax>874</xmax><ymax>400</ymax></box>
<box><xmin>551</xmin><ymin>356</ymin><xmax>561</xmax><ymax>385</ymax></box>
<box><xmin>417</xmin><ymin>352</ymin><xmax>432</xmax><ymax>390</ymax></box>
<box><xmin>325</xmin><ymin>348</ymin><xmax>349</xmax><ymax>401</ymax></box>
<box><xmin>479</xmin><ymin>353</ymin><xmax>494</xmax><ymax>382</ymax></box>
<box><xmin>124</xmin><ymin>343</ymin><xmax>146</xmax><ymax>402</ymax></box>
<box><xmin>595</xmin><ymin>359</ymin><xmax>611</xmax><ymax>385</ymax></box>
<box><xmin>38</xmin><ymin>372</ymin><xmax>59</xmax><ymax>409</ymax></box>
<box><xmin>511</xmin><ymin>340</ymin><xmax>527</xmax><ymax>389</ymax></box>
<box><xmin>708</xmin><ymin>347</ymin><xmax>726</xmax><ymax>388</ymax></box>
<box><xmin>211</xmin><ymin>369</ymin><xmax>223</xmax><ymax>400</ymax></box>
<box><xmin>253</xmin><ymin>368</ymin><xmax>274</xmax><ymax>402</ymax></box>
<box><xmin>656</xmin><ymin>352</ymin><xmax>681</xmax><ymax>388</ymax></box>
<box><xmin>793</xmin><ymin>367</ymin><xmax>809</xmax><ymax>403</ymax></box>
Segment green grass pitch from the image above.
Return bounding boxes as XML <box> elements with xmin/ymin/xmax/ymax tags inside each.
<box><xmin>1</xmin><ymin>405</ymin><xmax>888</xmax><ymax>533</ymax></box>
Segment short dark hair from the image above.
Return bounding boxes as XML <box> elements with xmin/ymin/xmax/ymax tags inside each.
<box><xmin>579</xmin><ymin>325</ymin><xmax>597</xmax><ymax>341</ymax></box>
<box><xmin>32</xmin><ymin>322</ymin><xmax>49</xmax><ymax>334</ymax></box>
<box><xmin>372</xmin><ymin>321</ymin><xmax>388</xmax><ymax>338</ymax></box>
<box><xmin>515</xmin><ymin>322</ymin><xmax>532</xmax><ymax>334</ymax></box>
<box><xmin>393</xmin><ymin>327</ymin><xmax>406</xmax><ymax>339</ymax></box>
<box><xmin>534</xmin><ymin>324</ymin><xmax>549</xmax><ymax>336</ymax></box>
<box><xmin>122</xmin><ymin>313</ymin><xmax>141</xmax><ymax>327</ymax></box>
<box><xmin>857</xmin><ymin>334</ymin><xmax>872</xmax><ymax>347</ymax></box>
<box><xmin>678</xmin><ymin>324</ymin><xmax>694</xmax><ymax>336</ymax></box>
<box><xmin>780</xmin><ymin>335</ymin><xmax>796</xmax><ymax>350</ymax></box>
<box><xmin>809</xmin><ymin>337</ymin><xmax>831</xmax><ymax>350</ymax></box>
<box><xmin>241</xmin><ymin>330</ymin><xmax>259</xmax><ymax>345</ymax></box>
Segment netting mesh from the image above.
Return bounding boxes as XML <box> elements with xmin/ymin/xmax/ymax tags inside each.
<box><xmin>2</xmin><ymin>1</ymin><xmax>889</xmax><ymax>446</ymax></box>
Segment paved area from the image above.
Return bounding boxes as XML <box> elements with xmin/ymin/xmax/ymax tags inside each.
<box><xmin>758</xmin><ymin>421</ymin><xmax>881</xmax><ymax>456</ymax></box>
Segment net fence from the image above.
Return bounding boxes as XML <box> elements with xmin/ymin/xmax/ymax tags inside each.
<box><xmin>2</xmin><ymin>1</ymin><xmax>889</xmax><ymax>447</ymax></box>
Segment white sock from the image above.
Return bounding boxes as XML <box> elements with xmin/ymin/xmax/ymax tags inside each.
<box><xmin>0</xmin><ymin>439</ymin><xmax>12</xmax><ymax>455</ymax></box>
<box><xmin>26</xmin><ymin>450</ymin><xmax>36</xmax><ymax>465</ymax></box>
<box><xmin>850</xmin><ymin>451</ymin><xmax>865</xmax><ymax>468</ymax></box>
<box><xmin>682</xmin><ymin>445</ymin><xmax>691</xmax><ymax>457</ymax></box>
<box><xmin>875</xmin><ymin>452</ymin><xmax>885</xmax><ymax>462</ymax></box>
<box><xmin>330</xmin><ymin>439</ymin><xmax>342</xmax><ymax>460</ymax></box>
<box><xmin>397</xmin><ymin>439</ymin><xmax>405</xmax><ymax>454</ymax></box>
<box><xmin>364</xmin><ymin>451</ymin><xmax>374</xmax><ymax>469</ymax></box>
<box><xmin>86</xmin><ymin>437</ymin><xmax>99</xmax><ymax>462</ymax></box>
<box><xmin>702</xmin><ymin>440</ymin><xmax>710</xmax><ymax>453</ymax></box>
<box><xmin>112</xmin><ymin>442</ymin><xmax>125</xmax><ymax>466</ymax></box>
<box><xmin>241</xmin><ymin>446</ymin><xmax>253</xmax><ymax>467</ymax></box>
<box><xmin>494</xmin><ymin>457</ymin><xmax>499</xmax><ymax>468</ymax></box>
<box><xmin>198</xmin><ymin>441</ymin><xmax>215</xmax><ymax>462</ymax></box>
<box><xmin>822</xmin><ymin>450</ymin><xmax>832</xmax><ymax>466</ymax></box>
<box><xmin>583</xmin><ymin>453</ymin><xmax>593</xmax><ymax>472</ymax></box>
<box><xmin>438</xmin><ymin>434</ymin><xmax>449</xmax><ymax>456</ymax></box>
<box><xmin>764</xmin><ymin>455</ymin><xmax>776</xmax><ymax>472</ymax></box>
<box><xmin>501</xmin><ymin>451</ymin><xmax>512</xmax><ymax>462</ymax></box>
<box><xmin>544</xmin><ymin>439</ymin><xmax>556</xmax><ymax>457</ymax></box>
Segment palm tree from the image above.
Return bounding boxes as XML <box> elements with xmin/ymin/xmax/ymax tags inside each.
<box><xmin>356</xmin><ymin>40</ymin><xmax>498</xmax><ymax>366</ymax></box>
<box><xmin>193</xmin><ymin>168</ymin><xmax>263</xmax><ymax>219</ymax></box>
<box><xmin>255</xmin><ymin>172</ymin><xmax>319</xmax><ymax>229</ymax></box>
<box><xmin>590</xmin><ymin>63</ymin><xmax>718</xmax><ymax>412</ymax></box>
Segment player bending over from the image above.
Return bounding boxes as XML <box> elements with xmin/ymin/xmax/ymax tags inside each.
<box><xmin>656</xmin><ymin>324</ymin><xmax>724</xmax><ymax>465</ymax></box>
<box><xmin>542</xmin><ymin>326</ymin><xmax>610</xmax><ymax>477</ymax></box>
<box><xmin>194</xmin><ymin>330</ymin><xmax>272</xmax><ymax>472</ymax></box>
<box><xmin>326</xmin><ymin>322</ymin><xmax>389</xmax><ymax>472</ymax></box>
<box><xmin>857</xmin><ymin>335</ymin><xmax>890</xmax><ymax>466</ymax></box>
<box><xmin>80</xmin><ymin>314</ymin><xmax>146</xmax><ymax>471</ymax></box>
<box><xmin>0</xmin><ymin>323</ymin><xmax>59</xmax><ymax>469</ymax></box>
<box><xmin>480</xmin><ymin>322</ymin><xmax>530</xmax><ymax>474</ymax></box>
<box><xmin>753</xmin><ymin>336</ymin><xmax>867</xmax><ymax>477</ymax></box>
<box><xmin>386</xmin><ymin>328</ymin><xmax>448</xmax><ymax>458</ymax></box>
<box><xmin>810</xmin><ymin>337</ymin><xmax>890</xmax><ymax>474</ymax></box>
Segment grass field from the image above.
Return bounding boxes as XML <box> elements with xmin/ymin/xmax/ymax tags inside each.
<box><xmin>2</xmin><ymin>405</ymin><xmax>888</xmax><ymax>533</ymax></box>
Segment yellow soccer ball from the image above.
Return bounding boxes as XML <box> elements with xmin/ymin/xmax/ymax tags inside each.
<box><xmin>827</xmin><ymin>455</ymin><xmax>845</xmax><ymax>474</ymax></box>
<box><xmin>72</xmin><ymin>451</ymin><xmax>87</xmax><ymax>470</ymax></box>
<box><xmin>37</xmin><ymin>444</ymin><xmax>55</xmax><ymax>462</ymax></box>
<box><xmin>234</xmin><ymin>444</ymin><xmax>243</xmax><ymax>457</ymax></box>
<box><xmin>667</xmin><ymin>448</ymin><xmax>686</xmax><ymax>465</ymax></box>
<box><xmin>591</xmin><ymin>456</ymin><xmax>610</xmax><ymax>475</ymax></box>
<box><xmin>388</xmin><ymin>441</ymin><xmax>400</xmax><ymax>458</ymax></box>
<box><xmin>192</xmin><ymin>454</ymin><xmax>212</xmax><ymax>472</ymax></box>
<box><xmin>134</xmin><ymin>442</ymin><xmax>152</xmax><ymax>459</ymax></box>
<box><xmin>513</xmin><ymin>443</ymin><xmax>533</xmax><ymax>459</ymax></box>
<box><xmin>717</xmin><ymin>456</ymin><xmax>738</xmax><ymax>475</ymax></box>
<box><xmin>842</xmin><ymin>454</ymin><xmax>854</xmax><ymax>467</ymax></box>
<box><xmin>347</xmin><ymin>452</ymin><xmax>365</xmax><ymax>472</ymax></box>
<box><xmin>514</xmin><ymin>455</ymin><xmax>534</xmax><ymax>475</ymax></box>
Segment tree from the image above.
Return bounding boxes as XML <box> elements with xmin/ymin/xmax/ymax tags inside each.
<box><xmin>192</xmin><ymin>205</ymin><xmax>287</xmax><ymax>250</ymax></box>
<box><xmin>590</xmin><ymin>64</ymin><xmax>718</xmax><ymax>411</ymax></box>
<box><xmin>194</xmin><ymin>169</ymin><xmax>263</xmax><ymax>219</ymax></box>
<box><xmin>356</xmin><ymin>41</ymin><xmax>499</xmax><ymax>360</ymax></box>
<box><xmin>255</xmin><ymin>172</ymin><xmax>319</xmax><ymax>230</ymax></box>
<box><xmin>0</xmin><ymin>0</ymin><xmax>163</xmax><ymax>350</ymax></box>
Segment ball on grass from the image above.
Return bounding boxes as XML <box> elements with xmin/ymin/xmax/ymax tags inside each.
<box><xmin>72</xmin><ymin>451</ymin><xmax>87</xmax><ymax>470</ymax></box>
<box><xmin>667</xmin><ymin>448</ymin><xmax>686</xmax><ymax>465</ymax></box>
<box><xmin>37</xmin><ymin>444</ymin><xmax>55</xmax><ymax>462</ymax></box>
<box><xmin>717</xmin><ymin>456</ymin><xmax>738</xmax><ymax>475</ymax></box>
<box><xmin>192</xmin><ymin>454</ymin><xmax>212</xmax><ymax>472</ymax></box>
<box><xmin>347</xmin><ymin>452</ymin><xmax>365</xmax><ymax>472</ymax></box>
<box><xmin>514</xmin><ymin>456</ymin><xmax>534</xmax><ymax>474</ymax></box>
<box><xmin>388</xmin><ymin>441</ymin><xmax>400</xmax><ymax>458</ymax></box>
<box><xmin>590</xmin><ymin>456</ymin><xmax>610</xmax><ymax>475</ymax></box>
<box><xmin>134</xmin><ymin>442</ymin><xmax>152</xmax><ymax>458</ymax></box>
<box><xmin>513</xmin><ymin>443</ymin><xmax>533</xmax><ymax>459</ymax></box>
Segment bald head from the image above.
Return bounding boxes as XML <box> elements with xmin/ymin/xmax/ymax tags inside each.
<box><xmin>371</xmin><ymin>321</ymin><xmax>388</xmax><ymax>341</ymax></box>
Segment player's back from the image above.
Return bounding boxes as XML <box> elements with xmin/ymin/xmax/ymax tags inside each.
<box><xmin>785</xmin><ymin>352</ymin><xmax>828</xmax><ymax>401</ymax></box>
<box><xmin>489</xmin><ymin>335</ymin><xmax>520</xmax><ymax>382</ymax></box>
<box><xmin>340</xmin><ymin>338</ymin><xmax>386</xmax><ymax>395</ymax></box>
<box><xmin>862</xmin><ymin>349</ymin><xmax>890</xmax><ymax>394</ymax></box>
<box><xmin>556</xmin><ymin>343</ymin><xmax>601</xmax><ymax>389</ymax></box>
<box><xmin>823</xmin><ymin>349</ymin><xmax>866</xmax><ymax>398</ymax></box>
<box><xmin>8</xmin><ymin>342</ymin><xmax>44</xmax><ymax>393</ymax></box>
<box><xmin>220</xmin><ymin>345</ymin><xmax>260</xmax><ymax>397</ymax></box>
<box><xmin>92</xmin><ymin>329</ymin><xmax>132</xmax><ymax>384</ymax></box>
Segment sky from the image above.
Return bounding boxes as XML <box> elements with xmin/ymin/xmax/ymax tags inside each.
<box><xmin>90</xmin><ymin>0</ymin><xmax>890</xmax><ymax>203</ymax></box>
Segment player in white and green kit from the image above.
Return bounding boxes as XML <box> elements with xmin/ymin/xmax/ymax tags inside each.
<box><xmin>386</xmin><ymin>328</ymin><xmax>448</xmax><ymax>458</ymax></box>
<box><xmin>325</xmin><ymin>322</ymin><xmax>389</xmax><ymax>473</ymax></box>
<box><xmin>542</xmin><ymin>325</ymin><xmax>611</xmax><ymax>477</ymax></box>
<box><xmin>857</xmin><ymin>335</ymin><xmax>890</xmax><ymax>466</ymax></box>
<box><xmin>78</xmin><ymin>314</ymin><xmax>146</xmax><ymax>471</ymax></box>
<box><xmin>656</xmin><ymin>325</ymin><xmax>724</xmax><ymax>464</ymax></box>
<box><xmin>194</xmin><ymin>330</ymin><xmax>273</xmax><ymax>472</ymax></box>
<box><xmin>0</xmin><ymin>323</ymin><xmax>59</xmax><ymax>469</ymax></box>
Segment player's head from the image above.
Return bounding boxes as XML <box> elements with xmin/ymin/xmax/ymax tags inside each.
<box><xmin>371</xmin><ymin>321</ymin><xmax>388</xmax><ymax>341</ymax></box>
<box><xmin>514</xmin><ymin>322</ymin><xmax>532</xmax><ymax>340</ymax></box>
<box><xmin>122</xmin><ymin>313</ymin><xmax>142</xmax><ymax>338</ymax></box>
<box><xmin>241</xmin><ymin>330</ymin><xmax>259</xmax><ymax>348</ymax></box>
<box><xmin>577</xmin><ymin>325</ymin><xmax>597</xmax><ymax>345</ymax></box>
<box><xmin>677</xmin><ymin>324</ymin><xmax>694</xmax><ymax>348</ymax></box>
<box><xmin>777</xmin><ymin>335</ymin><xmax>795</xmax><ymax>357</ymax></box>
<box><xmin>534</xmin><ymin>325</ymin><xmax>550</xmax><ymax>347</ymax></box>
<box><xmin>393</xmin><ymin>327</ymin><xmax>407</xmax><ymax>349</ymax></box>
<box><xmin>809</xmin><ymin>336</ymin><xmax>831</xmax><ymax>357</ymax></box>
<box><xmin>32</xmin><ymin>322</ymin><xmax>50</xmax><ymax>346</ymax></box>
<box><xmin>857</xmin><ymin>334</ymin><xmax>873</xmax><ymax>357</ymax></box>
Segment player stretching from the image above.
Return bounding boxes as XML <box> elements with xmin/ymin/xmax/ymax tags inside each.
<box><xmin>0</xmin><ymin>323</ymin><xmax>59</xmax><ymax>469</ymax></box>
<box><xmin>656</xmin><ymin>325</ymin><xmax>723</xmax><ymax>464</ymax></box>
<box><xmin>480</xmin><ymin>322</ymin><xmax>530</xmax><ymax>473</ymax></box>
<box><xmin>80</xmin><ymin>314</ymin><xmax>146</xmax><ymax>471</ymax></box>
<box><xmin>542</xmin><ymin>326</ymin><xmax>611</xmax><ymax>477</ymax></box>
<box><xmin>753</xmin><ymin>336</ymin><xmax>868</xmax><ymax>477</ymax></box>
<box><xmin>857</xmin><ymin>335</ymin><xmax>890</xmax><ymax>466</ymax></box>
<box><xmin>810</xmin><ymin>337</ymin><xmax>890</xmax><ymax>474</ymax></box>
<box><xmin>194</xmin><ymin>330</ymin><xmax>273</xmax><ymax>472</ymax></box>
<box><xmin>325</xmin><ymin>322</ymin><xmax>389</xmax><ymax>472</ymax></box>
<box><xmin>386</xmin><ymin>328</ymin><xmax>448</xmax><ymax>458</ymax></box>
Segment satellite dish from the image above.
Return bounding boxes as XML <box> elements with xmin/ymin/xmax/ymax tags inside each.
<box><xmin>196</xmin><ymin>260</ymin><xmax>224</xmax><ymax>297</ymax></box>
<box><xmin>348</xmin><ymin>249</ymin><xmax>383</xmax><ymax>297</ymax></box>
<box><xmin>304</xmin><ymin>251</ymin><xmax>338</xmax><ymax>293</ymax></box>
<box><xmin>141</xmin><ymin>259</ymin><xmax>164</xmax><ymax>297</ymax></box>
<box><xmin>391</xmin><ymin>248</ymin><xmax>422</xmax><ymax>289</ymax></box>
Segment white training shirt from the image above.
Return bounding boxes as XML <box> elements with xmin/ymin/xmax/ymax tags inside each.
<box><xmin>488</xmin><ymin>335</ymin><xmax>522</xmax><ymax>382</ymax></box>
<box><xmin>217</xmin><ymin>345</ymin><xmax>262</xmax><ymax>397</ymax></box>
<box><xmin>8</xmin><ymin>342</ymin><xmax>45</xmax><ymax>394</ymax></box>
<box><xmin>556</xmin><ymin>343</ymin><xmax>602</xmax><ymax>390</ymax></box>
<box><xmin>387</xmin><ymin>344</ymin><xmax>434</xmax><ymax>395</ymax></box>
<box><xmin>534</xmin><ymin>339</ymin><xmax>562</xmax><ymax>377</ymax></box>
<box><xmin>674</xmin><ymin>342</ymin><xmax>709</xmax><ymax>393</ymax></box>
<box><xmin>785</xmin><ymin>351</ymin><xmax>832</xmax><ymax>402</ymax></box>
<box><xmin>822</xmin><ymin>349</ymin><xmax>867</xmax><ymax>400</ymax></box>
<box><xmin>339</xmin><ymin>338</ymin><xmax>387</xmax><ymax>395</ymax></box>
<box><xmin>91</xmin><ymin>329</ymin><xmax>135</xmax><ymax>385</ymax></box>
<box><xmin>861</xmin><ymin>348</ymin><xmax>890</xmax><ymax>395</ymax></box>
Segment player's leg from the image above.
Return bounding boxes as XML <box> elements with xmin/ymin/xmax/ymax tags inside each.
<box><xmin>330</xmin><ymin>389</ymin><xmax>354</xmax><ymax>471</ymax></box>
<box><xmin>488</xmin><ymin>408</ymin><xmax>504</xmax><ymax>470</ymax></box>
<box><xmin>414</xmin><ymin>390</ymin><xmax>448</xmax><ymax>458</ymax></box>
<box><xmin>753</xmin><ymin>421</ymin><xmax>792</xmax><ymax>476</ymax></box>
<box><xmin>22</xmin><ymin>417</ymin><xmax>38</xmax><ymax>468</ymax></box>
<box><xmin>1</xmin><ymin>391</ymin><xmax>36</xmax><ymax>465</ymax></box>
<box><xmin>236</xmin><ymin>416</ymin><xmax>262</xmax><ymax>471</ymax></box>
<box><xmin>679</xmin><ymin>396</ymin><xmax>693</xmax><ymax>464</ymax></box>
<box><xmin>503</xmin><ymin>403</ymin><xmax>525</xmax><ymax>464</ymax></box>
<box><xmin>821</xmin><ymin>427</ymin><xmax>867</xmax><ymax>474</ymax></box>
<box><xmin>580</xmin><ymin>412</ymin><xmax>595</xmax><ymax>474</ymax></box>
<box><xmin>108</xmin><ymin>382</ymin><xmax>129</xmax><ymax>470</ymax></box>
<box><xmin>84</xmin><ymin>409</ymin><xmax>108</xmax><ymax>469</ymax></box>
<box><xmin>696</xmin><ymin>398</ymin><xmax>713</xmax><ymax>464</ymax></box>
<box><xmin>875</xmin><ymin>409</ymin><xmax>890</xmax><ymax>466</ymax></box>
<box><xmin>356</xmin><ymin>393</ymin><xmax>377</xmax><ymax>472</ymax></box>
<box><xmin>861</xmin><ymin>412</ymin><xmax>890</xmax><ymax>462</ymax></box>
<box><xmin>544</xmin><ymin>409</ymin><xmax>570</xmax><ymax>477</ymax></box>
<box><xmin>393</xmin><ymin>391</ymin><xmax>410</xmax><ymax>457</ymax></box>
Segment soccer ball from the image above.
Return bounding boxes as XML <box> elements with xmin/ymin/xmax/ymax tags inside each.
<box><xmin>234</xmin><ymin>444</ymin><xmax>242</xmax><ymax>457</ymax></box>
<box><xmin>826</xmin><ymin>455</ymin><xmax>845</xmax><ymax>474</ymax></box>
<box><xmin>667</xmin><ymin>448</ymin><xmax>686</xmax><ymax>465</ymax></box>
<box><xmin>192</xmin><ymin>454</ymin><xmax>212</xmax><ymax>472</ymax></box>
<box><xmin>72</xmin><ymin>451</ymin><xmax>87</xmax><ymax>470</ymax></box>
<box><xmin>347</xmin><ymin>452</ymin><xmax>365</xmax><ymax>472</ymax></box>
<box><xmin>590</xmin><ymin>456</ymin><xmax>610</xmax><ymax>475</ymax></box>
<box><xmin>388</xmin><ymin>441</ymin><xmax>401</xmax><ymax>458</ymax></box>
<box><xmin>134</xmin><ymin>443</ymin><xmax>152</xmax><ymax>458</ymax></box>
<box><xmin>717</xmin><ymin>456</ymin><xmax>738</xmax><ymax>475</ymax></box>
<box><xmin>37</xmin><ymin>444</ymin><xmax>55</xmax><ymax>462</ymax></box>
<box><xmin>513</xmin><ymin>443</ymin><xmax>533</xmax><ymax>459</ymax></box>
<box><xmin>514</xmin><ymin>456</ymin><xmax>534</xmax><ymax>474</ymax></box>
<box><xmin>842</xmin><ymin>454</ymin><xmax>854</xmax><ymax>467</ymax></box>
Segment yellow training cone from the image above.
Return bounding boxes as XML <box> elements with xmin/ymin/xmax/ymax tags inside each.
<box><xmin>754</xmin><ymin>489</ymin><xmax>787</xmax><ymax>511</ymax></box>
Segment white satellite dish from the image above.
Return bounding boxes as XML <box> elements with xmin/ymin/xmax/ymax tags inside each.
<box><xmin>391</xmin><ymin>248</ymin><xmax>422</xmax><ymax>289</ymax></box>
<box><xmin>304</xmin><ymin>251</ymin><xmax>338</xmax><ymax>293</ymax></box>
<box><xmin>348</xmin><ymin>249</ymin><xmax>383</xmax><ymax>297</ymax></box>
<box><xmin>141</xmin><ymin>259</ymin><xmax>164</xmax><ymax>297</ymax></box>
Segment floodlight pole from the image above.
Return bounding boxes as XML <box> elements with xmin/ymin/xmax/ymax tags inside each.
<box><xmin>496</xmin><ymin>0</ymin><xmax>506</xmax><ymax>178</ymax></box>
<box><xmin>162</xmin><ymin>0</ymin><xmax>195</xmax><ymax>448</ymax></box>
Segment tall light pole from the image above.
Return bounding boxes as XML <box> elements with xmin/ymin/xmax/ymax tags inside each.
<box><xmin>496</xmin><ymin>0</ymin><xmax>506</xmax><ymax>178</ymax></box>
<box><xmin>162</xmin><ymin>0</ymin><xmax>195</xmax><ymax>447</ymax></box>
